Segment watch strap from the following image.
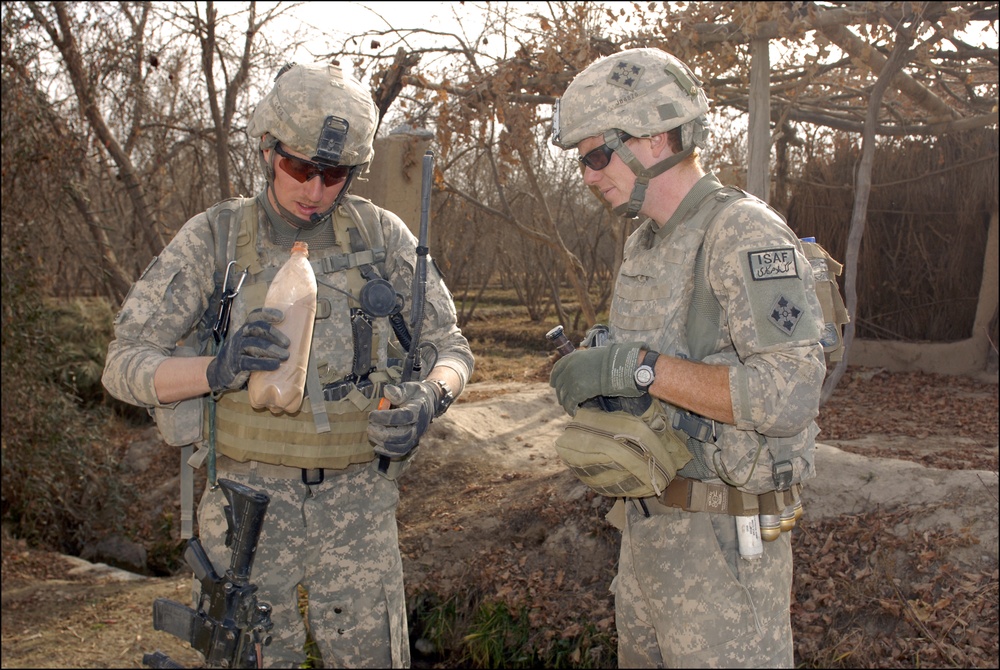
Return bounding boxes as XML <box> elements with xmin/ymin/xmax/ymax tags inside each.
<box><xmin>636</xmin><ymin>350</ymin><xmax>660</xmax><ymax>392</ymax></box>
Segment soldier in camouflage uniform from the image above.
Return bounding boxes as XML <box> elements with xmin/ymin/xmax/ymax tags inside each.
<box><xmin>103</xmin><ymin>63</ymin><xmax>474</xmax><ymax>668</ymax></box>
<box><xmin>548</xmin><ymin>48</ymin><xmax>825</xmax><ymax>668</ymax></box>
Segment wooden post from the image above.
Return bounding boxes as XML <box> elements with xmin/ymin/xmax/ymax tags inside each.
<box><xmin>747</xmin><ymin>37</ymin><xmax>771</xmax><ymax>202</ymax></box>
<box><xmin>350</xmin><ymin>128</ymin><xmax>433</xmax><ymax>237</ymax></box>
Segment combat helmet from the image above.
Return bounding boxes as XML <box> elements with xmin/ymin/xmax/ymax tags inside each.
<box><xmin>248</xmin><ymin>62</ymin><xmax>379</xmax><ymax>228</ymax></box>
<box><xmin>552</xmin><ymin>48</ymin><xmax>711</xmax><ymax>218</ymax></box>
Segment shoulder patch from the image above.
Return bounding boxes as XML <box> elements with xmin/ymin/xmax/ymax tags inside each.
<box><xmin>768</xmin><ymin>294</ymin><xmax>804</xmax><ymax>335</ymax></box>
<box><xmin>747</xmin><ymin>247</ymin><xmax>798</xmax><ymax>281</ymax></box>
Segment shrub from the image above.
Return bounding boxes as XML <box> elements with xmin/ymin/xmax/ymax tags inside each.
<box><xmin>1</xmin><ymin>234</ymin><xmax>132</xmax><ymax>553</ymax></box>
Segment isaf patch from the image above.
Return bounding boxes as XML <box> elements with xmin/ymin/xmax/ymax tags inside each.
<box><xmin>607</xmin><ymin>60</ymin><xmax>644</xmax><ymax>91</ymax></box>
<box><xmin>768</xmin><ymin>294</ymin><xmax>804</xmax><ymax>335</ymax></box>
<box><xmin>747</xmin><ymin>247</ymin><xmax>798</xmax><ymax>281</ymax></box>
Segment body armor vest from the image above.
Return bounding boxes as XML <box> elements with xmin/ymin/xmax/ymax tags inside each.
<box><xmin>609</xmin><ymin>183</ymin><xmax>817</xmax><ymax>495</ymax></box>
<box><xmin>208</xmin><ymin>196</ymin><xmax>401</xmax><ymax>469</ymax></box>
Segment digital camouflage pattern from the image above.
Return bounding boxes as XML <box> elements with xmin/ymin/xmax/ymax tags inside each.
<box><xmin>103</xmin><ymin>193</ymin><xmax>472</xmax><ymax>668</ymax></box>
<box><xmin>598</xmin><ymin>172</ymin><xmax>823</xmax><ymax>667</ymax></box>
<box><xmin>247</xmin><ymin>63</ymin><xmax>378</xmax><ymax>167</ymax></box>
<box><xmin>103</xmin><ymin>198</ymin><xmax>472</xmax><ymax>410</ymax></box>
<box><xmin>612</xmin><ymin>500</ymin><xmax>794</xmax><ymax>668</ymax></box>
<box><xmin>197</xmin><ymin>462</ymin><xmax>409</xmax><ymax>669</ymax></box>
<box><xmin>609</xmin><ymin>173</ymin><xmax>825</xmax><ymax>495</ymax></box>
<box><xmin>552</xmin><ymin>48</ymin><xmax>710</xmax><ymax>150</ymax></box>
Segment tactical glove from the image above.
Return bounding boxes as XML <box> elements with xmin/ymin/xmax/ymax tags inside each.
<box><xmin>368</xmin><ymin>381</ymin><xmax>439</xmax><ymax>458</ymax></box>
<box><xmin>549</xmin><ymin>341</ymin><xmax>646</xmax><ymax>416</ymax></box>
<box><xmin>206</xmin><ymin>307</ymin><xmax>290</xmax><ymax>392</ymax></box>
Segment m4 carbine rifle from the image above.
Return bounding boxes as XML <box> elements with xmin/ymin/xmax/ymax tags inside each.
<box><xmin>143</xmin><ymin>478</ymin><xmax>273</xmax><ymax>669</ymax></box>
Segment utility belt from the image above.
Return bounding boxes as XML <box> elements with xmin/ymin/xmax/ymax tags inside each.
<box><xmin>211</xmin><ymin>376</ymin><xmax>393</xmax><ymax>486</ymax></box>
<box><xmin>652</xmin><ymin>476</ymin><xmax>804</xmax><ymax>542</ymax></box>
<box><xmin>215</xmin><ymin>454</ymin><xmax>370</xmax><ymax>485</ymax></box>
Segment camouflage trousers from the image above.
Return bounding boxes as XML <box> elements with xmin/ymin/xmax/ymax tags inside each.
<box><xmin>611</xmin><ymin>499</ymin><xmax>794</xmax><ymax>668</ymax></box>
<box><xmin>196</xmin><ymin>459</ymin><xmax>410</xmax><ymax>668</ymax></box>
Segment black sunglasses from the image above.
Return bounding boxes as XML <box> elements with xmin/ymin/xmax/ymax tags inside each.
<box><xmin>273</xmin><ymin>143</ymin><xmax>350</xmax><ymax>187</ymax></box>
<box><xmin>578</xmin><ymin>132</ymin><xmax>633</xmax><ymax>171</ymax></box>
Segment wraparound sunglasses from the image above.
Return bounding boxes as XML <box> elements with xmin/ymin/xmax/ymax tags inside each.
<box><xmin>274</xmin><ymin>143</ymin><xmax>350</xmax><ymax>187</ymax></box>
<box><xmin>578</xmin><ymin>132</ymin><xmax>633</xmax><ymax>171</ymax></box>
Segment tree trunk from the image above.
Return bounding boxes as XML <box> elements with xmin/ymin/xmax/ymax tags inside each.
<box><xmin>516</xmin><ymin>151</ymin><xmax>597</xmax><ymax>325</ymax></box>
<box><xmin>822</xmin><ymin>26</ymin><xmax>916</xmax><ymax>404</ymax></box>
<box><xmin>37</xmin><ymin>2</ymin><xmax>165</xmax><ymax>260</ymax></box>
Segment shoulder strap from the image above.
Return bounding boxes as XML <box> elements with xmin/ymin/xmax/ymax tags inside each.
<box><xmin>685</xmin><ymin>186</ymin><xmax>750</xmax><ymax>361</ymax></box>
<box><xmin>183</xmin><ymin>197</ymin><xmax>254</xmax><ymax>538</ymax></box>
<box><xmin>681</xmin><ymin>189</ymin><xmax>809</xmax><ymax>493</ymax></box>
<box><xmin>339</xmin><ymin>195</ymin><xmax>388</xmax><ymax>276</ymax></box>
<box><xmin>197</xmin><ymin>198</ymin><xmax>256</xmax><ymax>347</ymax></box>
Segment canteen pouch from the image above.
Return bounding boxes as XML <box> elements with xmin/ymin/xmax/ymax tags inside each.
<box><xmin>554</xmin><ymin>398</ymin><xmax>692</xmax><ymax>498</ymax></box>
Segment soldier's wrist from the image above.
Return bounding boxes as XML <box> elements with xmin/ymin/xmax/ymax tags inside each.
<box><xmin>427</xmin><ymin>379</ymin><xmax>454</xmax><ymax>417</ymax></box>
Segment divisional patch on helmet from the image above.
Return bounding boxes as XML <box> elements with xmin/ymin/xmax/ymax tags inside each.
<box><xmin>747</xmin><ymin>247</ymin><xmax>798</xmax><ymax>281</ymax></box>
<box><xmin>768</xmin><ymin>295</ymin><xmax>804</xmax><ymax>335</ymax></box>
<box><xmin>607</xmin><ymin>60</ymin><xmax>644</xmax><ymax>91</ymax></box>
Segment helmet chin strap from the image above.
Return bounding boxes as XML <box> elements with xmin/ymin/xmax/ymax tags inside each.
<box><xmin>262</xmin><ymin>149</ymin><xmax>358</xmax><ymax>230</ymax></box>
<box><xmin>601</xmin><ymin>129</ymin><xmax>694</xmax><ymax>219</ymax></box>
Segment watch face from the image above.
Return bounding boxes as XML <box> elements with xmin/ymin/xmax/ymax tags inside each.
<box><xmin>635</xmin><ymin>365</ymin><xmax>654</xmax><ymax>387</ymax></box>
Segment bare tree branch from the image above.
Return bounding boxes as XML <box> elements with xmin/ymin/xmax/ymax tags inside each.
<box><xmin>28</xmin><ymin>1</ymin><xmax>165</xmax><ymax>258</ymax></box>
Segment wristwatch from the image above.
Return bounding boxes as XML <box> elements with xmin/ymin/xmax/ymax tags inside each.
<box><xmin>634</xmin><ymin>351</ymin><xmax>660</xmax><ymax>393</ymax></box>
<box><xmin>428</xmin><ymin>379</ymin><xmax>455</xmax><ymax>417</ymax></box>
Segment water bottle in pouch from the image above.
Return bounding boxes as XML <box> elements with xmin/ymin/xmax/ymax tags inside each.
<box><xmin>248</xmin><ymin>241</ymin><xmax>317</xmax><ymax>413</ymax></box>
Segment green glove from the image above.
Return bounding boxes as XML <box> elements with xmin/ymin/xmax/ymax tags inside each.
<box><xmin>549</xmin><ymin>341</ymin><xmax>646</xmax><ymax>416</ymax></box>
<box><xmin>368</xmin><ymin>381</ymin><xmax>439</xmax><ymax>458</ymax></box>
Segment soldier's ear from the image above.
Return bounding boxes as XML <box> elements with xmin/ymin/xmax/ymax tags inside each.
<box><xmin>649</xmin><ymin>132</ymin><xmax>671</xmax><ymax>158</ymax></box>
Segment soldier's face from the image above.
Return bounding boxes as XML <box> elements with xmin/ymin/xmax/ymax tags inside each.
<box><xmin>265</xmin><ymin>144</ymin><xmax>346</xmax><ymax>221</ymax></box>
<box><xmin>578</xmin><ymin>134</ymin><xmax>637</xmax><ymax>210</ymax></box>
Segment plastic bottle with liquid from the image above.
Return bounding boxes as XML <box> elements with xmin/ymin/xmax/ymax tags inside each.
<box><xmin>248</xmin><ymin>241</ymin><xmax>317</xmax><ymax>414</ymax></box>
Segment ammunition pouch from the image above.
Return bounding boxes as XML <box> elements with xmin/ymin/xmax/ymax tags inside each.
<box><xmin>800</xmin><ymin>240</ymin><xmax>849</xmax><ymax>363</ymax></box>
<box><xmin>153</xmin><ymin>396</ymin><xmax>205</xmax><ymax>447</ymax></box>
<box><xmin>554</xmin><ymin>398</ymin><xmax>693</xmax><ymax>498</ymax></box>
<box><xmin>151</xmin><ymin>346</ymin><xmax>206</xmax><ymax>447</ymax></box>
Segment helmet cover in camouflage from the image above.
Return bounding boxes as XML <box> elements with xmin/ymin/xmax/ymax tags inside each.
<box><xmin>248</xmin><ymin>62</ymin><xmax>378</xmax><ymax>167</ymax></box>
<box><xmin>552</xmin><ymin>48</ymin><xmax>710</xmax><ymax>150</ymax></box>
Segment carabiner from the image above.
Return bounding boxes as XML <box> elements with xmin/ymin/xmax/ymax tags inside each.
<box><xmin>213</xmin><ymin>261</ymin><xmax>248</xmax><ymax>344</ymax></box>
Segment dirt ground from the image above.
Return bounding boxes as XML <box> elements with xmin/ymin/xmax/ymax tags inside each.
<box><xmin>2</xmin><ymin>366</ymin><xmax>998</xmax><ymax>668</ymax></box>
